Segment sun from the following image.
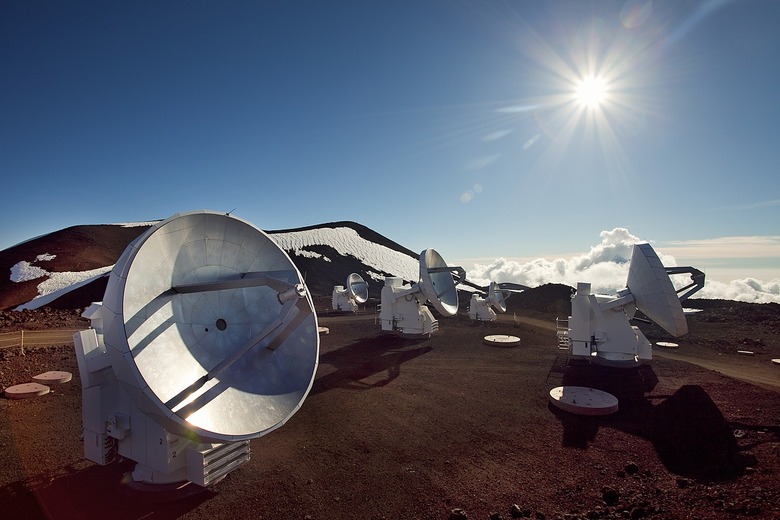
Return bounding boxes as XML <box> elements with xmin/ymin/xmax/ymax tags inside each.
<box><xmin>575</xmin><ymin>75</ymin><xmax>608</xmax><ymax>108</ymax></box>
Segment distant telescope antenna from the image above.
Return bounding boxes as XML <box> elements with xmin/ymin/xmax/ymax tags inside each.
<box><xmin>73</xmin><ymin>210</ymin><xmax>319</xmax><ymax>487</ymax></box>
<box><xmin>331</xmin><ymin>273</ymin><xmax>369</xmax><ymax>312</ymax></box>
<box><xmin>557</xmin><ymin>243</ymin><xmax>704</xmax><ymax>367</ymax></box>
<box><xmin>379</xmin><ymin>248</ymin><xmax>464</xmax><ymax>338</ymax></box>
<box><xmin>468</xmin><ymin>281</ymin><xmax>527</xmax><ymax>321</ymax></box>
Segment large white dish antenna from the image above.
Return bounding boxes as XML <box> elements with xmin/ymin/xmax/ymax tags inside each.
<box><xmin>560</xmin><ymin>242</ymin><xmax>704</xmax><ymax>368</ymax></box>
<box><xmin>101</xmin><ymin>210</ymin><xmax>319</xmax><ymax>443</ymax></box>
<box><xmin>347</xmin><ymin>273</ymin><xmax>369</xmax><ymax>304</ymax></box>
<box><xmin>626</xmin><ymin>243</ymin><xmax>687</xmax><ymax>337</ymax></box>
<box><xmin>378</xmin><ymin>248</ymin><xmax>463</xmax><ymax>337</ymax></box>
<box><xmin>418</xmin><ymin>248</ymin><xmax>460</xmax><ymax>317</ymax></box>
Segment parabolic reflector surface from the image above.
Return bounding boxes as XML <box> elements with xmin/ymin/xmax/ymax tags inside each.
<box><xmin>101</xmin><ymin>210</ymin><xmax>319</xmax><ymax>443</ymax></box>
<box><xmin>418</xmin><ymin>248</ymin><xmax>458</xmax><ymax>316</ymax></box>
<box><xmin>488</xmin><ymin>281</ymin><xmax>508</xmax><ymax>313</ymax></box>
<box><xmin>347</xmin><ymin>272</ymin><xmax>368</xmax><ymax>304</ymax></box>
<box><xmin>626</xmin><ymin>243</ymin><xmax>687</xmax><ymax>337</ymax></box>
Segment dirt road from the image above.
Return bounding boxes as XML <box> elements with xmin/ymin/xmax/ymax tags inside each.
<box><xmin>498</xmin><ymin>313</ymin><xmax>780</xmax><ymax>391</ymax></box>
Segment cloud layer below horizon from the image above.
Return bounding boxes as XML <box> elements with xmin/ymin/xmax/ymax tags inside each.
<box><xmin>465</xmin><ymin>228</ymin><xmax>780</xmax><ymax>304</ymax></box>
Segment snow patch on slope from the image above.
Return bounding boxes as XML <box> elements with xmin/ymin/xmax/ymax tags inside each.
<box><xmin>10</xmin><ymin>254</ymin><xmax>57</xmax><ymax>282</ymax></box>
<box><xmin>271</xmin><ymin>227</ymin><xmax>418</xmax><ymax>281</ymax></box>
<box><xmin>15</xmin><ymin>271</ymin><xmax>111</xmax><ymax>311</ymax></box>
<box><xmin>11</xmin><ymin>261</ymin><xmax>49</xmax><ymax>282</ymax></box>
<box><xmin>9</xmin><ymin>253</ymin><xmax>114</xmax><ymax>310</ymax></box>
<box><xmin>292</xmin><ymin>249</ymin><xmax>332</xmax><ymax>262</ymax></box>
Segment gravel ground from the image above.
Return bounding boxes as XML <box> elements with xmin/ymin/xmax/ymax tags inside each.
<box><xmin>1</xmin><ymin>305</ymin><xmax>779</xmax><ymax>520</ymax></box>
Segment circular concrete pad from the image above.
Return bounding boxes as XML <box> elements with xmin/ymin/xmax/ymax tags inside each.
<box><xmin>32</xmin><ymin>371</ymin><xmax>72</xmax><ymax>384</ymax></box>
<box><xmin>483</xmin><ymin>334</ymin><xmax>521</xmax><ymax>347</ymax></box>
<box><xmin>5</xmin><ymin>382</ymin><xmax>50</xmax><ymax>400</ymax></box>
<box><xmin>656</xmin><ymin>341</ymin><xmax>679</xmax><ymax>349</ymax></box>
<box><xmin>549</xmin><ymin>386</ymin><xmax>619</xmax><ymax>416</ymax></box>
<box><xmin>772</xmin><ymin>359</ymin><xmax>780</xmax><ymax>366</ymax></box>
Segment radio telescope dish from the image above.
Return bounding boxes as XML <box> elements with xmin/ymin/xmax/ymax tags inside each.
<box><xmin>627</xmin><ymin>243</ymin><xmax>687</xmax><ymax>336</ymax></box>
<box><xmin>379</xmin><ymin>248</ymin><xmax>464</xmax><ymax>337</ymax></box>
<box><xmin>468</xmin><ymin>281</ymin><xmax>526</xmax><ymax>321</ymax></box>
<box><xmin>487</xmin><ymin>282</ymin><xmax>509</xmax><ymax>313</ymax></box>
<box><xmin>347</xmin><ymin>273</ymin><xmax>369</xmax><ymax>304</ymax></box>
<box><xmin>419</xmin><ymin>248</ymin><xmax>460</xmax><ymax>317</ymax></box>
<box><xmin>468</xmin><ymin>283</ymin><xmax>504</xmax><ymax>322</ymax></box>
<box><xmin>332</xmin><ymin>273</ymin><xmax>368</xmax><ymax>312</ymax></box>
<box><xmin>557</xmin><ymin>243</ymin><xmax>704</xmax><ymax>368</ymax></box>
<box><xmin>73</xmin><ymin>210</ymin><xmax>319</xmax><ymax>486</ymax></box>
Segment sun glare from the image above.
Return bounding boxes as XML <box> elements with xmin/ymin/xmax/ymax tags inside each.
<box><xmin>575</xmin><ymin>76</ymin><xmax>608</xmax><ymax>108</ymax></box>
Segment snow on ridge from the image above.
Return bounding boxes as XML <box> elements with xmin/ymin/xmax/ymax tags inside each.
<box><xmin>292</xmin><ymin>249</ymin><xmax>332</xmax><ymax>262</ymax></box>
<box><xmin>9</xmin><ymin>253</ymin><xmax>57</xmax><ymax>282</ymax></box>
<box><xmin>115</xmin><ymin>221</ymin><xmax>159</xmax><ymax>228</ymax></box>
<box><xmin>270</xmin><ymin>227</ymin><xmax>419</xmax><ymax>281</ymax></box>
<box><xmin>36</xmin><ymin>266</ymin><xmax>115</xmax><ymax>296</ymax></box>
<box><xmin>10</xmin><ymin>261</ymin><xmax>49</xmax><ymax>282</ymax></box>
<box><xmin>366</xmin><ymin>270</ymin><xmax>386</xmax><ymax>282</ymax></box>
<box><xmin>15</xmin><ymin>270</ymin><xmax>112</xmax><ymax>311</ymax></box>
<box><xmin>9</xmin><ymin>253</ymin><xmax>114</xmax><ymax>309</ymax></box>
<box><xmin>13</xmin><ymin>264</ymin><xmax>114</xmax><ymax>302</ymax></box>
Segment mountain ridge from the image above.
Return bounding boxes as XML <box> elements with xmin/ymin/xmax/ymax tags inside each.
<box><xmin>0</xmin><ymin>219</ymin><xmax>422</xmax><ymax>311</ymax></box>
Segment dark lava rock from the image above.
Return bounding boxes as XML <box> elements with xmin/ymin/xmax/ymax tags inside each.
<box><xmin>624</xmin><ymin>462</ymin><xmax>639</xmax><ymax>475</ymax></box>
<box><xmin>602</xmin><ymin>487</ymin><xmax>620</xmax><ymax>506</ymax></box>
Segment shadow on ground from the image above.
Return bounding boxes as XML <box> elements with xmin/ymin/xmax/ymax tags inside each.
<box><xmin>549</xmin><ymin>359</ymin><xmax>757</xmax><ymax>481</ymax></box>
<box><xmin>312</xmin><ymin>333</ymin><xmax>433</xmax><ymax>395</ymax></box>
<box><xmin>0</xmin><ymin>459</ymin><xmax>215</xmax><ymax>520</ymax></box>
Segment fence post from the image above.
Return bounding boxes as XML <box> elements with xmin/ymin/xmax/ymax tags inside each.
<box><xmin>20</xmin><ymin>330</ymin><xmax>25</xmax><ymax>355</ymax></box>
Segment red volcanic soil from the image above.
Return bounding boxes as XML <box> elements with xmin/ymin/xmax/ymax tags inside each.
<box><xmin>1</xmin><ymin>302</ymin><xmax>779</xmax><ymax>520</ymax></box>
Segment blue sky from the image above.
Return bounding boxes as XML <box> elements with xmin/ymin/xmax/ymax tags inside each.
<box><xmin>2</xmin><ymin>0</ymin><xmax>778</xmax><ymax>290</ymax></box>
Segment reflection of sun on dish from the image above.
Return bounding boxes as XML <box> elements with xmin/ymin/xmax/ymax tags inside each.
<box><xmin>575</xmin><ymin>75</ymin><xmax>608</xmax><ymax>108</ymax></box>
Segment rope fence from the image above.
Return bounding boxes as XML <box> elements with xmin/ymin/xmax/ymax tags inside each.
<box><xmin>0</xmin><ymin>329</ymin><xmax>85</xmax><ymax>351</ymax></box>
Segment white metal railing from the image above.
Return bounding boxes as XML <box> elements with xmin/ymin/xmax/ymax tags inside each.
<box><xmin>555</xmin><ymin>318</ymin><xmax>570</xmax><ymax>350</ymax></box>
<box><xmin>0</xmin><ymin>329</ymin><xmax>84</xmax><ymax>351</ymax></box>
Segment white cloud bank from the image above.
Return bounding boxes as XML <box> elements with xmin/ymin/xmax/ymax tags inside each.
<box><xmin>465</xmin><ymin>228</ymin><xmax>780</xmax><ymax>304</ymax></box>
